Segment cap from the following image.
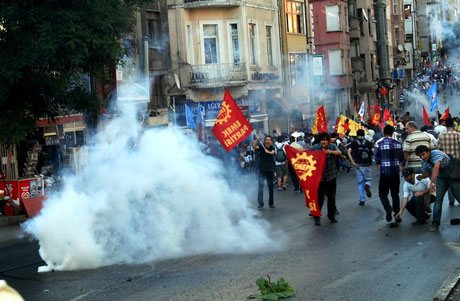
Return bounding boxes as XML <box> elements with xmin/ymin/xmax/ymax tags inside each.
<box><xmin>403</xmin><ymin>167</ymin><xmax>414</xmax><ymax>177</ymax></box>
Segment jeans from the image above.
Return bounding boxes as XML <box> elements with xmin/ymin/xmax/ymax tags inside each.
<box><xmin>355</xmin><ymin>166</ymin><xmax>371</xmax><ymax>202</ymax></box>
<box><xmin>379</xmin><ymin>173</ymin><xmax>400</xmax><ymax>214</ymax></box>
<box><xmin>338</xmin><ymin>158</ymin><xmax>350</xmax><ymax>170</ymax></box>
<box><xmin>258</xmin><ymin>170</ymin><xmax>274</xmax><ymax>207</ymax></box>
<box><xmin>406</xmin><ymin>194</ymin><xmax>435</xmax><ymax>222</ymax></box>
<box><xmin>317</xmin><ymin>178</ymin><xmax>337</xmax><ymax>219</ymax></box>
<box><xmin>448</xmin><ymin>187</ymin><xmax>457</xmax><ymax>205</ymax></box>
<box><xmin>432</xmin><ymin>177</ymin><xmax>460</xmax><ymax>226</ymax></box>
<box><xmin>288</xmin><ymin>163</ymin><xmax>300</xmax><ymax>190</ymax></box>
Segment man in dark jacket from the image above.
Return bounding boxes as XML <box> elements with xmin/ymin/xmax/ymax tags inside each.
<box><xmin>253</xmin><ymin>135</ymin><xmax>275</xmax><ymax>209</ymax></box>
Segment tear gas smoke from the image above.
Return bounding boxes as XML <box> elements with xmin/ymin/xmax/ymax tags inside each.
<box><xmin>23</xmin><ymin>105</ymin><xmax>274</xmax><ymax>272</ymax></box>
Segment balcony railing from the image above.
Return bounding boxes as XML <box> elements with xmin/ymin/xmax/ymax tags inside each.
<box><xmin>183</xmin><ymin>0</ymin><xmax>241</xmax><ymax>8</ymax></box>
<box><xmin>189</xmin><ymin>63</ymin><xmax>248</xmax><ymax>88</ymax></box>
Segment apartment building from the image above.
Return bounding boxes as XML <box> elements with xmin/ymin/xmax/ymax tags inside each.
<box><xmin>348</xmin><ymin>0</ymin><xmax>379</xmax><ymax>116</ymax></box>
<box><xmin>167</xmin><ymin>0</ymin><xmax>282</xmax><ymax>134</ymax></box>
<box><xmin>310</xmin><ymin>0</ymin><xmax>353</xmax><ymax>119</ymax></box>
<box><xmin>279</xmin><ymin>0</ymin><xmax>313</xmax><ymax>131</ymax></box>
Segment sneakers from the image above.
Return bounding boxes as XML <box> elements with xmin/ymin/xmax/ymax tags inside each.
<box><xmin>314</xmin><ymin>217</ymin><xmax>321</xmax><ymax>226</ymax></box>
<box><xmin>257</xmin><ymin>205</ymin><xmax>264</xmax><ymax>209</ymax></box>
<box><xmin>429</xmin><ymin>225</ymin><xmax>439</xmax><ymax>232</ymax></box>
<box><xmin>359</xmin><ymin>201</ymin><xmax>365</xmax><ymax>206</ymax></box>
<box><xmin>365</xmin><ymin>185</ymin><xmax>372</xmax><ymax>198</ymax></box>
<box><xmin>283</xmin><ymin>184</ymin><xmax>287</xmax><ymax>190</ymax></box>
<box><xmin>278</xmin><ymin>186</ymin><xmax>282</xmax><ymax>191</ymax></box>
<box><xmin>385</xmin><ymin>207</ymin><xmax>393</xmax><ymax>222</ymax></box>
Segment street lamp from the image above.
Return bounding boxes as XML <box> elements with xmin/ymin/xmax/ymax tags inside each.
<box><xmin>411</xmin><ymin>8</ymin><xmax>418</xmax><ymax>77</ymax></box>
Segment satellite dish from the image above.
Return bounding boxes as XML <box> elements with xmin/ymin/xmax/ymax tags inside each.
<box><xmin>398</xmin><ymin>44</ymin><xmax>404</xmax><ymax>52</ymax></box>
<box><xmin>405</xmin><ymin>44</ymin><xmax>412</xmax><ymax>52</ymax></box>
<box><xmin>174</xmin><ymin>73</ymin><xmax>181</xmax><ymax>90</ymax></box>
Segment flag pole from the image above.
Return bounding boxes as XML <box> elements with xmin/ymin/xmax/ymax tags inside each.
<box><xmin>257</xmin><ymin>136</ymin><xmax>267</xmax><ymax>152</ymax></box>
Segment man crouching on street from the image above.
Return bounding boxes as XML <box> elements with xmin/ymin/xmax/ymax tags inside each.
<box><xmin>394</xmin><ymin>167</ymin><xmax>435</xmax><ymax>226</ymax></box>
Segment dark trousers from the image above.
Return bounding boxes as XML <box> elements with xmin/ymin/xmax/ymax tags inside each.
<box><xmin>288</xmin><ymin>163</ymin><xmax>300</xmax><ymax>190</ymax></box>
<box><xmin>317</xmin><ymin>178</ymin><xmax>337</xmax><ymax>219</ymax></box>
<box><xmin>258</xmin><ymin>170</ymin><xmax>274</xmax><ymax>206</ymax></box>
<box><xmin>379</xmin><ymin>173</ymin><xmax>400</xmax><ymax>213</ymax></box>
<box><xmin>406</xmin><ymin>194</ymin><xmax>435</xmax><ymax>222</ymax></box>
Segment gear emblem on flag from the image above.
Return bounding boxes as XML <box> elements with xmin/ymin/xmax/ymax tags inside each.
<box><xmin>215</xmin><ymin>101</ymin><xmax>232</xmax><ymax>125</ymax></box>
<box><xmin>291</xmin><ymin>153</ymin><xmax>317</xmax><ymax>181</ymax></box>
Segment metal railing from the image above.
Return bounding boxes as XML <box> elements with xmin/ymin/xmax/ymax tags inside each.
<box><xmin>190</xmin><ymin>63</ymin><xmax>247</xmax><ymax>86</ymax></box>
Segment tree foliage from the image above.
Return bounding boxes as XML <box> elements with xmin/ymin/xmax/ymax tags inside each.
<box><xmin>0</xmin><ymin>0</ymin><xmax>153</xmax><ymax>146</ymax></box>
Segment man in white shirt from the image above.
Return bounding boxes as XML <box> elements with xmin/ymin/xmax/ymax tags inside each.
<box><xmin>435</xmin><ymin>119</ymin><xmax>447</xmax><ymax>134</ymax></box>
<box><xmin>395</xmin><ymin>167</ymin><xmax>435</xmax><ymax>226</ymax></box>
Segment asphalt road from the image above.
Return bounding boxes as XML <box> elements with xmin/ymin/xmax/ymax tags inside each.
<box><xmin>1</xmin><ymin>168</ymin><xmax>460</xmax><ymax>301</ymax></box>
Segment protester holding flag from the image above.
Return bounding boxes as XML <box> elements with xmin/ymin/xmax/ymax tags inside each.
<box><xmin>253</xmin><ymin>136</ymin><xmax>275</xmax><ymax>209</ymax></box>
<box><xmin>309</xmin><ymin>132</ymin><xmax>343</xmax><ymax>225</ymax></box>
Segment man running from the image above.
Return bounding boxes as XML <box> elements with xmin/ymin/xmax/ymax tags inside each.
<box><xmin>348</xmin><ymin>129</ymin><xmax>373</xmax><ymax>206</ymax></box>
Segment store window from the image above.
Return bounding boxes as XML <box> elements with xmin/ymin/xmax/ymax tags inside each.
<box><xmin>289</xmin><ymin>53</ymin><xmax>306</xmax><ymax>85</ymax></box>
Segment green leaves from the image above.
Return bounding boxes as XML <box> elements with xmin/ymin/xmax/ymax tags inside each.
<box><xmin>248</xmin><ymin>275</ymin><xmax>296</xmax><ymax>300</ymax></box>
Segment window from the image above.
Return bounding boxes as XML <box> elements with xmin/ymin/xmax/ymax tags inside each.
<box><xmin>404</xmin><ymin>4</ymin><xmax>411</xmax><ymax>19</ymax></box>
<box><xmin>186</xmin><ymin>24</ymin><xmax>194</xmax><ymax>64</ymax></box>
<box><xmin>345</xmin><ymin>7</ymin><xmax>349</xmax><ymax>32</ymax></box>
<box><xmin>203</xmin><ymin>24</ymin><xmax>219</xmax><ymax>64</ymax></box>
<box><xmin>348</xmin><ymin>0</ymin><xmax>357</xmax><ymax>17</ymax></box>
<box><xmin>266</xmin><ymin>25</ymin><xmax>274</xmax><ymax>67</ymax></box>
<box><xmin>249</xmin><ymin>23</ymin><xmax>258</xmax><ymax>66</ymax></box>
<box><xmin>329</xmin><ymin>49</ymin><xmax>345</xmax><ymax>75</ymax></box>
<box><xmin>146</xmin><ymin>11</ymin><xmax>160</xmax><ymax>46</ymax></box>
<box><xmin>289</xmin><ymin>53</ymin><xmax>307</xmax><ymax>85</ymax></box>
<box><xmin>229</xmin><ymin>23</ymin><xmax>240</xmax><ymax>64</ymax></box>
<box><xmin>286</xmin><ymin>1</ymin><xmax>305</xmax><ymax>34</ymax></box>
<box><xmin>350</xmin><ymin>41</ymin><xmax>360</xmax><ymax>58</ymax></box>
<box><xmin>326</xmin><ymin>5</ymin><xmax>342</xmax><ymax>31</ymax></box>
<box><xmin>393</xmin><ymin>0</ymin><xmax>399</xmax><ymax>15</ymax></box>
<box><xmin>394</xmin><ymin>26</ymin><xmax>400</xmax><ymax>45</ymax></box>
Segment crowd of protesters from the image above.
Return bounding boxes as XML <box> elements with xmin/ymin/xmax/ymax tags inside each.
<box><xmin>227</xmin><ymin>112</ymin><xmax>460</xmax><ymax>231</ymax></box>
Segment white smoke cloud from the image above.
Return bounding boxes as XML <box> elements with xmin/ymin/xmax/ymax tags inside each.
<box><xmin>23</xmin><ymin>104</ymin><xmax>275</xmax><ymax>272</ymax></box>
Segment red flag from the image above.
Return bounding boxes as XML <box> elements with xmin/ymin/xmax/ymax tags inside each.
<box><xmin>382</xmin><ymin>108</ymin><xmax>391</xmax><ymax>122</ymax></box>
<box><xmin>423</xmin><ymin>105</ymin><xmax>430</xmax><ymax>126</ymax></box>
<box><xmin>312</xmin><ymin>106</ymin><xmax>328</xmax><ymax>134</ymax></box>
<box><xmin>212</xmin><ymin>89</ymin><xmax>253</xmax><ymax>152</ymax></box>
<box><xmin>440</xmin><ymin>107</ymin><xmax>450</xmax><ymax>120</ymax></box>
<box><xmin>371</xmin><ymin>104</ymin><xmax>382</xmax><ymax>126</ymax></box>
<box><xmin>334</xmin><ymin>117</ymin><xmax>340</xmax><ymax>133</ymax></box>
<box><xmin>285</xmin><ymin>145</ymin><xmax>326</xmax><ymax>217</ymax></box>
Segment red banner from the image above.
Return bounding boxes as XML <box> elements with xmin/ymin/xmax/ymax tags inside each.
<box><xmin>423</xmin><ymin>105</ymin><xmax>430</xmax><ymax>126</ymax></box>
<box><xmin>212</xmin><ymin>89</ymin><xmax>253</xmax><ymax>152</ymax></box>
<box><xmin>440</xmin><ymin>107</ymin><xmax>450</xmax><ymax>120</ymax></box>
<box><xmin>285</xmin><ymin>145</ymin><xmax>326</xmax><ymax>217</ymax></box>
<box><xmin>312</xmin><ymin>106</ymin><xmax>328</xmax><ymax>134</ymax></box>
<box><xmin>371</xmin><ymin>104</ymin><xmax>382</xmax><ymax>126</ymax></box>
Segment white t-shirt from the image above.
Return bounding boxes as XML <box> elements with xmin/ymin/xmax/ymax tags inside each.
<box><xmin>402</xmin><ymin>174</ymin><xmax>433</xmax><ymax>199</ymax></box>
<box><xmin>435</xmin><ymin>125</ymin><xmax>447</xmax><ymax>134</ymax></box>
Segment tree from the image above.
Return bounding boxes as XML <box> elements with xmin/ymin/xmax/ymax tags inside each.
<box><xmin>0</xmin><ymin>0</ymin><xmax>154</xmax><ymax>146</ymax></box>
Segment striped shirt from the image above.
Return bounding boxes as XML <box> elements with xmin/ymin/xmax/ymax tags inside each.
<box><xmin>421</xmin><ymin>150</ymin><xmax>452</xmax><ymax>174</ymax></box>
<box><xmin>403</xmin><ymin>130</ymin><xmax>435</xmax><ymax>168</ymax></box>
<box><xmin>374</xmin><ymin>137</ymin><xmax>404</xmax><ymax>175</ymax></box>
<box><xmin>437</xmin><ymin>129</ymin><xmax>460</xmax><ymax>159</ymax></box>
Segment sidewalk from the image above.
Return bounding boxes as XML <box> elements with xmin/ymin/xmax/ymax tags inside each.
<box><xmin>0</xmin><ymin>215</ymin><xmax>27</xmax><ymax>227</ymax></box>
<box><xmin>434</xmin><ymin>266</ymin><xmax>460</xmax><ymax>300</ymax></box>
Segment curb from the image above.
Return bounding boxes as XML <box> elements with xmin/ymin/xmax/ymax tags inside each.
<box><xmin>0</xmin><ymin>215</ymin><xmax>27</xmax><ymax>227</ymax></box>
<box><xmin>434</xmin><ymin>269</ymin><xmax>460</xmax><ymax>301</ymax></box>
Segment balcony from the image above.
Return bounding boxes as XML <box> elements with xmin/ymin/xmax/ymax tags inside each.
<box><xmin>189</xmin><ymin>63</ymin><xmax>248</xmax><ymax>89</ymax></box>
<box><xmin>183</xmin><ymin>0</ymin><xmax>241</xmax><ymax>9</ymax></box>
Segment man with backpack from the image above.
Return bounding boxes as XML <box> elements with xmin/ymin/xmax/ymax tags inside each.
<box><xmin>348</xmin><ymin>129</ymin><xmax>373</xmax><ymax>206</ymax></box>
<box><xmin>275</xmin><ymin>136</ymin><xmax>289</xmax><ymax>191</ymax></box>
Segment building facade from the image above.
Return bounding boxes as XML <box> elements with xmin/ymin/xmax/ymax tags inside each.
<box><xmin>167</xmin><ymin>0</ymin><xmax>283</xmax><ymax>135</ymax></box>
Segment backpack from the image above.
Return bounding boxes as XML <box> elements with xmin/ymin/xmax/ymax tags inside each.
<box><xmin>275</xmin><ymin>145</ymin><xmax>287</xmax><ymax>162</ymax></box>
<box><xmin>355</xmin><ymin>139</ymin><xmax>372</xmax><ymax>166</ymax></box>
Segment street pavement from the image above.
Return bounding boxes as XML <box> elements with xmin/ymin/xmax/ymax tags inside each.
<box><xmin>1</xmin><ymin>168</ymin><xmax>460</xmax><ymax>300</ymax></box>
